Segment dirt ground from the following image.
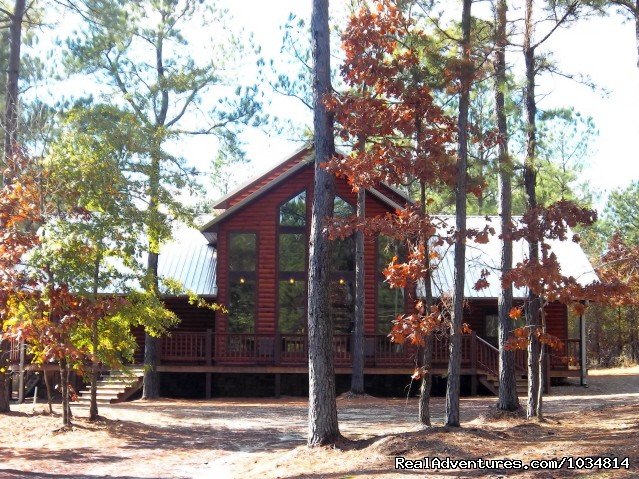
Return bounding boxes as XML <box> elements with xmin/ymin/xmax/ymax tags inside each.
<box><xmin>1</xmin><ymin>367</ymin><xmax>638</xmax><ymax>479</ymax></box>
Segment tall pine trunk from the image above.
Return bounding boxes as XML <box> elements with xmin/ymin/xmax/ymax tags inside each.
<box><xmin>419</xmin><ymin>183</ymin><xmax>434</xmax><ymax>426</ymax></box>
<box><xmin>142</xmin><ymin>248</ymin><xmax>160</xmax><ymax>399</ymax></box>
<box><xmin>0</xmin><ymin>0</ymin><xmax>26</xmax><ymax>414</ymax></box>
<box><xmin>43</xmin><ymin>369</ymin><xmax>53</xmax><ymax>414</ymax></box>
<box><xmin>351</xmin><ymin>187</ymin><xmax>365</xmax><ymax>394</ymax></box>
<box><xmin>524</xmin><ymin>0</ymin><xmax>541</xmax><ymax>419</ymax></box>
<box><xmin>142</xmin><ymin>27</ymin><xmax>170</xmax><ymax>400</ymax></box>
<box><xmin>142</xmin><ymin>142</ymin><xmax>163</xmax><ymax>399</ymax></box>
<box><xmin>445</xmin><ymin>0</ymin><xmax>472</xmax><ymax>428</ymax></box>
<box><xmin>2</xmin><ymin>0</ymin><xmax>25</xmax><ymax>176</ymax></box>
<box><xmin>494</xmin><ymin>0</ymin><xmax>519</xmax><ymax>412</ymax></box>
<box><xmin>308</xmin><ymin>0</ymin><xmax>340</xmax><ymax>447</ymax></box>
<box><xmin>635</xmin><ymin>0</ymin><xmax>639</xmax><ymax>68</ymax></box>
<box><xmin>0</xmin><ymin>350</ymin><xmax>9</xmax><ymax>413</ymax></box>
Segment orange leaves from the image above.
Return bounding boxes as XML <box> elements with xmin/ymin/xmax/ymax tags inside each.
<box><xmin>509</xmin><ymin>307</ymin><xmax>523</xmax><ymax>320</ymax></box>
<box><xmin>389</xmin><ymin>302</ymin><xmax>443</xmax><ymax>348</ymax></box>
<box><xmin>505</xmin><ymin>327</ymin><xmax>530</xmax><ymax>351</ymax></box>
<box><xmin>472</xmin><ymin>268</ymin><xmax>491</xmax><ymax>292</ymax></box>
<box><xmin>411</xmin><ymin>366</ymin><xmax>430</xmax><ymax>380</ymax></box>
<box><xmin>505</xmin><ymin>326</ymin><xmax>564</xmax><ymax>352</ymax></box>
<box><xmin>595</xmin><ymin>233</ymin><xmax>639</xmax><ymax>306</ymax></box>
<box><xmin>571</xmin><ymin>302</ymin><xmax>586</xmax><ymax>316</ymax></box>
<box><xmin>537</xmin><ymin>330</ymin><xmax>563</xmax><ymax>350</ymax></box>
<box><xmin>326</xmin><ymin>0</ymin><xmax>458</xmax><ymax>193</ymax></box>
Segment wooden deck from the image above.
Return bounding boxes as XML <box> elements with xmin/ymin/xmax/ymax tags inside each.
<box><xmin>155</xmin><ymin>331</ymin><xmax>582</xmax><ymax>377</ymax></box>
<box><xmin>7</xmin><ymin>333</ymin><xmax>583</xmax><ymax>378</ymax></box>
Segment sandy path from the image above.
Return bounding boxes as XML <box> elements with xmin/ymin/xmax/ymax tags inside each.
<box><xmin>0</xmin><ymin>367</ymin><xmax>637</xmax><ymax>479</ymax></box>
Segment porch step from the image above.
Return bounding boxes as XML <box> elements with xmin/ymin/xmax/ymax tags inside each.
<box><xmin>480</xmin><ymin>374</ymin><xmax>528</xmax><ymax>396</ymax></box>
<box><xmin>75</xmin><ymin>367</ymin><xmax>144</xmax><ymax>405</ymax></box>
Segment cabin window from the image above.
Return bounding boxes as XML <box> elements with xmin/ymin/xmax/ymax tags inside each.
<box><xmin>279</xmin><ymin>191</ymin><xmax>306</xmax><ymax>227</ymax></box>
<box><xmin>228</xmin><ymin>232</ymin><xmax>257</xmax><ymax>333</ymax></box>
<box><xmin>377</xmin><ymin>235</ymin><xmax>405</xmax><ymax>334</ymax></box>
<box><xmin>329</xmin><ymin>195</ymin><xmax>356</xmax><ymax>334</ymax></box>
<box><xmin>278</xmin><ymin>280</ymin><xmax>307</xmax><ymax>333</ymax></box>
<box><xmin>330</xmin><ymin>279</ymin><xmax>355</xmax><ymax>334</ymax></box>
<box><xmin>229</xmin><ymin>233</ymin><xmax>256</xmax><ymax>272</ymax></box>
<box><xmin>485</xmin><ymin>312</ymin><xmax>525</xmax><ymax>345</ymax></box>
<box><xmin>485</xmin><ymin>314</ymin><xmax>499</xmax><ymax>345</ymax></box>
<box><xmin>278</xmin><ymin>191</ymin><xmax>308</xmax><ymax>333</ymax></box>
<box><xmin>331</xmin><ymin>237</ymin><xmax>355</xmax><ymax>272</ymax></box>
<box><xmin>334</xmin><ymin>195</ymin><xmax>354</xmax><ymax>217</ymax></box>
<box><xmin>228</xmin><ymin>279</ymin><xmax>256</xmax><ymax>333</ymax></box>
<box><xmin>279</xmin><ymin>233</ymin><xmax>305</xmax><ymax>272</ymax></box>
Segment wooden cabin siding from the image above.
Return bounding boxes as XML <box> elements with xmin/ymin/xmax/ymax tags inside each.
<box><xmin>544</xmin><ymin>301</ymin><xmax>568</xmax><ymax>339</ymax></box>
<box><xmin>215</xmin><ymin>163</ymin><xmax>398</xmax><ymax>336</ymax></box>
<box><xmin>461</xmin><ymin>298</ymin><xmax>567</xmax><ymax>339</ymax></box>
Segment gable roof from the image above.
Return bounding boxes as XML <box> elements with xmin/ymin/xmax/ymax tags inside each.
<box><xmin>211</xmin><ymin>145</ymin><xmax>313</xmax><ymax>210</ymax></box>
<box><xmin>200</xmin><ymin>146</ymin><xmax>412</xmax><ymax>235</ymax></box>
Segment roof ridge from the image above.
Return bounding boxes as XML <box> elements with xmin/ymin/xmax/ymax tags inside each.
<box><xmin>211</xmin><ymin>144</ymin><xmax>312</xmax><ymax>209</ymax></box>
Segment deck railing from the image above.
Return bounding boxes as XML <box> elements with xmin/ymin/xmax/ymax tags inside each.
<box><xmin>158</xmin><ymin>331</ymin><xmax>483</xmax><ymax>369</ymax></box>
<box><xmin>7</xmin><ymin>329</ymin><xmax>581</xmax><ymax>373</ymax></box>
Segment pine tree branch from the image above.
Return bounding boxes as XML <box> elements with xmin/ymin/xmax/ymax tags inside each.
<box><xmin>532</xmin><ymin>1</ymin><xmax>580</xmax><ymax>50</ymax></box>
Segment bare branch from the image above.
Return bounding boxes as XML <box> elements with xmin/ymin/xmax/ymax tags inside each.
<box><xmin>533</xmin><ymin>1</ymin><xmax>580</xmax><ymax>50</ymax></box>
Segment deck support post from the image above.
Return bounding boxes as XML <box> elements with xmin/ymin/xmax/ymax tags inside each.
<box><xmin>579</xmin><ymin>307</ymin><xmax>588</xmax><ymax>387</ymax></box>
<box><xmin>274</xmin><ymin>373</ymin><xmax>281</xmax><ymax>398</ymax></box>
<box><xmin>18</xmin><ymin>339</ymin><xmax>25</xmax><ymax>403</ymax></box>
<box><xmin>205</xmin><ymin>329</ymin><xmax>213</xmax><ymax>399</ymax></box>
<box><xmin>274</xmin><ymin>332</ymin><xmax>281</xmax><ymax>365</ymax></box>
<box><xmin>544</xmin><ymin>351</ymin><xmax>551</xmax><ymax>394</ymax></box>
<box><xmin>205</xmin><ymin>329</ymin><xmax>213</xmax><ymax>366</ymax></box>
<box><xmin>205</xmin><ymin>373</ymin><xmax>212</xmax><ymax>399</ymax></box>
<box><xmin>470</xmin><ymin>333</ymin><xmax>478</xmax><ymax>396</ymax></box>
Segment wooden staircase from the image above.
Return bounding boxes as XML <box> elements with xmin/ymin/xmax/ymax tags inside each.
<box><xmin>475</xmin><ymin>335</ymin><xmax>529</xmax><ymax>396</ymax></box>
<box><xmin>75</xmin><ymin>367</ymin><xmax>144</xmax><ymax>405</ymax></box>
<box><xmin>478</xmin><ymin>373</ymin><xmax>528</xmax><ymax>396</ymax></box>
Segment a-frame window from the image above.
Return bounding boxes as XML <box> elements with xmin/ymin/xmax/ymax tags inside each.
<box><xmin>228</xmin><ymin>232</ymin><xmax>257</xmax><ymax>333</ymax></box>
<box><xmin>278</xmin><ymin>191</ymin><xmax>307</xmax><ymax>334</ymax></box>
<box><xmin>330</xmin><ymin>195</ymin><xmax>355</xmax><ymax>334</ymax></box>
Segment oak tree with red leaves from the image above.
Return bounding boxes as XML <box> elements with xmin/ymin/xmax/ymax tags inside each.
<box><xmin>500</xmin><ymin>201</ymin><xmax>608</xmax><ymax>419</ymax></box>
<box><xmin>326</xmin><ymin>0</ymin><xmax>482</xmax><ymax>427</ymax></box>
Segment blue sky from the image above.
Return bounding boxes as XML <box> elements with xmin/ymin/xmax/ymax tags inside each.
<box><xmin>26</xmin><ymin>1</ymin><xmax>639</xmax><ymax>211</ymax></box>
<box><xmin>221</xmin><ymin>1</ymin><xmax>639</xmax><ymax>211</ymax></box>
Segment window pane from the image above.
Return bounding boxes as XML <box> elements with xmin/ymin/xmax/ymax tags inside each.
<box><xmin>377</xmin><ymin>282</ymin><xmax>404</xmax><ymax>334</ymax></box>
<box><xmin>378</xmin><ymin>235</ymin><xmax>407</xmax><ymax>267</ymax></box>
<box><xmin>280</xmin><ymin>191</ymin><xmax>306</xmax><ymax>226</ymax></box>
<box><xmin>331</xmin><ymin>236</ymin><xmax>355</xmax><ymax>272</ymax></box>
<box><xmin>229</xmin><ymin>279</ymin><xmax>255</xmax><ymax>333</ymax></box>
<box><xmin>278</xmin><ymin>280</ymin><xmax>306</xmax><ymax>333</ymax></box>
<box><xmin>330</xmin><ymin>279</ymin><xmax>354</xmax><ymax>334</ymax></box>
<box><xmin>279</xmin><ymin>233</ymin><xmax>305</xmax><ymax>272</ymax></box>
<box><xmin>486</xmin><ymin>313</ymin><xmax>524</xmax><ymax>344</ymax></box>
<box><xmin>485</xmin><ymin>314</ymin><xmax>498</xmax><ymax>343</ymax></box>
<box><xmin>334</xmin><ymin>195</ymin><xmax>354</xmax><ymax>217</ymax></box>
<box><xmin>229</xmin><ymin>233</ymin><xmax>256</xmax><ymax>271</ymax></box>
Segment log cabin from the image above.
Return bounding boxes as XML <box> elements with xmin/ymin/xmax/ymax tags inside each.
<box><xmin>9</xmin><ymin>146</ymin><xmax>596</xmax><ymax>401</ymax></box>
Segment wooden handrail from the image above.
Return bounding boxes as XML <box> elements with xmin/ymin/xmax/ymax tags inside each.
<box><xmin>156</xmin><ymin>330</ymin><xmax>576</xmax><ymax>373</ymax></box>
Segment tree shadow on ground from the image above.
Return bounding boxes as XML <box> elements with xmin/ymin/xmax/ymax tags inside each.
<box><xmin>0</xmin><ymin>470</ymin><xmax>178</xmax><ymax>479</ymax></box>
<box><xmin>104</xmin><ymin>416</ymin><xmax>307</xmax><ymax>453</ymax></box>
<box><xmin>0</xmin><ymin>447</ymin><xmax>123</xmax><ymax>465</ymax></box>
